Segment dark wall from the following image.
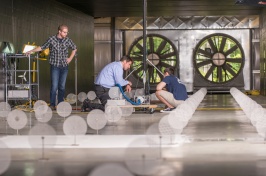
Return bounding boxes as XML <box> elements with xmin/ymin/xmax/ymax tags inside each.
<box><xmin>0</xmin><ymin>0</ymin><xmax>94</xmax><ymax>102</ymax></box>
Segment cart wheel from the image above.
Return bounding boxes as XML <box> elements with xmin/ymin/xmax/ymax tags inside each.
<box><xmin>149</xmin><ymin>108</ymin><xmax>155</xmax><ymax>114</ymax></box>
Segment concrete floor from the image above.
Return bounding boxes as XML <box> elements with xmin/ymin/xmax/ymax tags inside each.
<box><xmin>1</xmin><ymin>94</ymin><xmax>266</xmax><ymax>176</ymax></box>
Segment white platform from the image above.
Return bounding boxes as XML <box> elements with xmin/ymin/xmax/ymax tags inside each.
<box><xmin>1</xmin><ymin>135</ymin><xmax>185</xmax><ymax>149</ymax></box>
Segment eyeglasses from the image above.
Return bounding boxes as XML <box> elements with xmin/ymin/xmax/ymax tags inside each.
<box><xmin>61</xmin><ymin>30</ymin><xmax>69</xmax><ymax>34</ymax></box>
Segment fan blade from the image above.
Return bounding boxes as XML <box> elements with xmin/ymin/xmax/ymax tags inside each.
<box><xmin>148</xmin><ymin>67</ymin><xmax>154</xmax><ymax>83</ymax></box>
<box><xmin>197</xmin><ymin>49</ymin><xmax>212</xmax><ymax>58</ymax></box>
<box><xmin>207</xmin><ymin>38</ymin><xmax>218</xmax><ymax>53</ymax></box>
<box><xmin>222</xmin><ymin>63</ymin><xmax>237</xmax><ymax>77</ymax></box>
<box><xmin>217</xmin><ymin>66</ymin><xmax>223</xmax><ymax>82</ymax></box>
<box><xmin>205</xmin><ymin>65</ymin><xmax>215</xmax><ymax>79</ymax></box>
<box><xmin>225</xmin><ymin>58</ymin><xmax>243</xmax><ymax>63</ymax></box>
<box><xmin>219</xmin><ymin>37</ymin><xmax>226</xmax><ymax>52</ymax></box>
<box><xmin>196</xmin><ymin>59</ymin><xmax>212</xmax><ymax>68</ymax></box>
<box><xmin>135</xmin><ymin>66</ymin><xmax>144</xmax><ymax>76</ymax></box>
<box><xmin>224</xmin><ymin>45</ymin><xmax>238</xmax><ymax>56</ymax></box>
<box><xmin>156</xmin><ymin>40</ymin><xmax>167</xmax><ymax>54</ymax></box>
<box><xmin>131</xmin><ymin>56</ymin><xmax>143</xmax><ymax>61</ymax></box>
<box><xmin>160</xmin><ymin>52</ymin><xmax>176</xmax><ymax>60</ymax></box>
<box><xmin>148</xmin><ymin>36</ymin><xmax>155</xmax><ymax>53</ymax></box>
<box><xmin>135</xmin><ymin>43</ymin><xmax>144</xmax><ymax>54</ymax></box>
<box><xmin>160</xmin><ymin>62</ymin><xmax>173</xmax><ymax>68</ymax></box>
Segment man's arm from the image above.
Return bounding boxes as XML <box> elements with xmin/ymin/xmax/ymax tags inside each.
<box><xmin>66</xmin><ymin>49</ymin><xmax>77</xmax><ymax>64</ymax></box>
<box><xmin>113</xmin><ymin>64</ymin><xmax>129</xmax><ymax>86</ymax></box>
<box><xmin>25</xmin><ymin>46</ymin><xmax>42</xmax><ymax>56</ymax></box>
<box><xmin>156</xmin><ymin>81</ymin><xmax>166</xmax><ymax>91</ymax></box>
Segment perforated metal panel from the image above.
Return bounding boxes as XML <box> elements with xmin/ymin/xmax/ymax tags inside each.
<box><xmin>116</xmin><ymin>16</ymin><xmax>259</xmax><ymax>30</ymax></box>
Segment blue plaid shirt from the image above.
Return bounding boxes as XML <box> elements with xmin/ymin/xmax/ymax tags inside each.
<box><xmin>41</xmin><ymin>35</ymin><xmax>77</xmax><ymax>67</ymax></box>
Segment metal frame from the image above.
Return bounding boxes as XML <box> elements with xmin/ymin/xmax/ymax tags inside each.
<box><xmin>4</xmin><ymin>54</ymin><xmax>39</xmax><ymax>107</ymax></box>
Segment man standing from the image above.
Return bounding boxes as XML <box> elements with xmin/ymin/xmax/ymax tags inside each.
<box><xmin>26</xmin><ymin>24</ymin><xmax>77</xmax><ymax>110</ymax></box>
<box><xmin>93</xmin><ymin>55</ymin><xmax>133</xmax><ymax>111</ymax></box>
<box><xmin>156</xmin><ymin>67</ymin><xmax>188</xmax><ymax>112</ymax></box>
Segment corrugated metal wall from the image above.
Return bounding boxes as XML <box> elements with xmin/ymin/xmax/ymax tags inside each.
<box><xmin>251</xmin><ymin>29</ymin><xmax>260</xmax><ymax>90</ymax></box>
<box><xmin>94</xmin><ymin>18</ymin><xmax>123</xmax><ymax>80</ymax></box>
<box><xmin>0</xmin><ymin>0</ymin><xmax>94</xmax><ymax>102</ymax></box>
<box><xmin>260</xmin><ymin>8</ymin><xmax>266</xmax><ymax>95</ymax></box>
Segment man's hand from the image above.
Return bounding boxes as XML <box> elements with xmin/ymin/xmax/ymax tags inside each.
<box><xmin>66</xmin><ymin>58</ymin><xmax>72</xmax><ymax>64</ymax></box>
<box><xmin>127</xmin><ymin>81</ymin><xmax>132</xmax><ymax>86</ymax></box>
<box><xmin>25</xmin><ymin>46</ymin><xmax>42</xmax><ymax>57</ymax></box>
<box><xmin>67</xmin><ymin>49</ymin><xmax>77</xmax><ymax>64</ymax></box>
<box><xmin>25</xmin><ymin>51</ymin><xmax>32</xmax><ymax>56</ymax></box>
<box><xmin>125</xmin><ymin>84</ymin><xmax>132</xmax><ymax>92</ymax></box>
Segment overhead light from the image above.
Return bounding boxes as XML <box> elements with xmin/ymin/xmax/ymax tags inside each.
<box><xmin>235</xmin><ymin>0</ymin><xmax>245</xmax><ymax>4</ymax></box>
<box><xmin>235</xmin><ymin>0</ymin><xmax>266</xmax><ymax>5</ymax></box>
<box><xmin>258</xmin><ymin>1</ymin><xmax>266</xmax><ymax>5</ymax></box>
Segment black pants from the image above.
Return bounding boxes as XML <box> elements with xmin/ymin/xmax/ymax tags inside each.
<box><xmin>81</xmin><ymin>85</ymin><xmax>110</xmax><ymax>112</ymax></box>
<box><xmin>81</xmin><ymin>98</ymin><xmax>105</xmax><ymax>112</ymax></box>
<box><xmin>94</xmin><ymin>84</ymin><xmax>110</xmax><ymax>110</ymax></box>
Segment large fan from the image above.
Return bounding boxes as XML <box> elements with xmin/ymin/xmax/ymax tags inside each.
<box><xmin>193</xmin><ymin>33</ymin><xmax>245</xmax><ymax>84</ymax></box>
<box><xmin>128</xmin><ymin>34</ymin><xmax>178</xmax><ymax>84</ymax></box>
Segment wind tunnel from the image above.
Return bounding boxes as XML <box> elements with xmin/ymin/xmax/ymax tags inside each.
<box><xmin>125</xmin><ymin>29</ymin><xmax>250</xmax><ymax>93</ymax></box>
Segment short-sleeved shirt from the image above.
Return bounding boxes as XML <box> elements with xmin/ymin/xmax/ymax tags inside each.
<box><xmin>95</xmin><ymin>61</ymin><xmax>129</xmax><ymax>88</ymax></box>
<box><xmin>41</xmin><ymin>35</ymin><xmax>77</xmax><ymax>67</ymax></box>
<box><xmin>162</xmin><ymin>75</ymin><xmax>188</xmax><ymax>100</ymax></box>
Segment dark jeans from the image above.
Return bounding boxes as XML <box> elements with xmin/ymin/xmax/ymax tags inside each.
<box><xmin>94</xmin><ymin>84</ymin><xmax>110</xmax><ymax>110</ymax></box>
<box><xmin>50</xmin><ymin>65</ymin><xmax>68</xmax><ymax>106</ymax></box>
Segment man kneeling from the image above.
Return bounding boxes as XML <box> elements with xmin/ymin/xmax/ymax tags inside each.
<box><xmin>156</xmin><ymin>67</ymin><xmax>188</xmax><ymax>112</ymax></box>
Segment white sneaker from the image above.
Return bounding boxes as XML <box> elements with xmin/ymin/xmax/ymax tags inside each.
<box><xmin>160</xmin><ymin>107</ymin><xmax>175</xmax><ymax>113</ymax></box>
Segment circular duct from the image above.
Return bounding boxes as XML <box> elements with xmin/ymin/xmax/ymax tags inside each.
<box><xmin>193</xmin><ymin>33</ymin><xmax>245</xmax><ymax>84</ymax></box>
<box><xmin>128</xmin><ymin>34</ymin><xmax>178</xmax><ymax>84</ymax></box>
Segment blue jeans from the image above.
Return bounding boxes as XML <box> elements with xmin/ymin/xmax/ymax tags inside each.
<box><xmin>50</xmin><ymin>65</ymin><xmax>68</xmax><ymax>106</ymax></box>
